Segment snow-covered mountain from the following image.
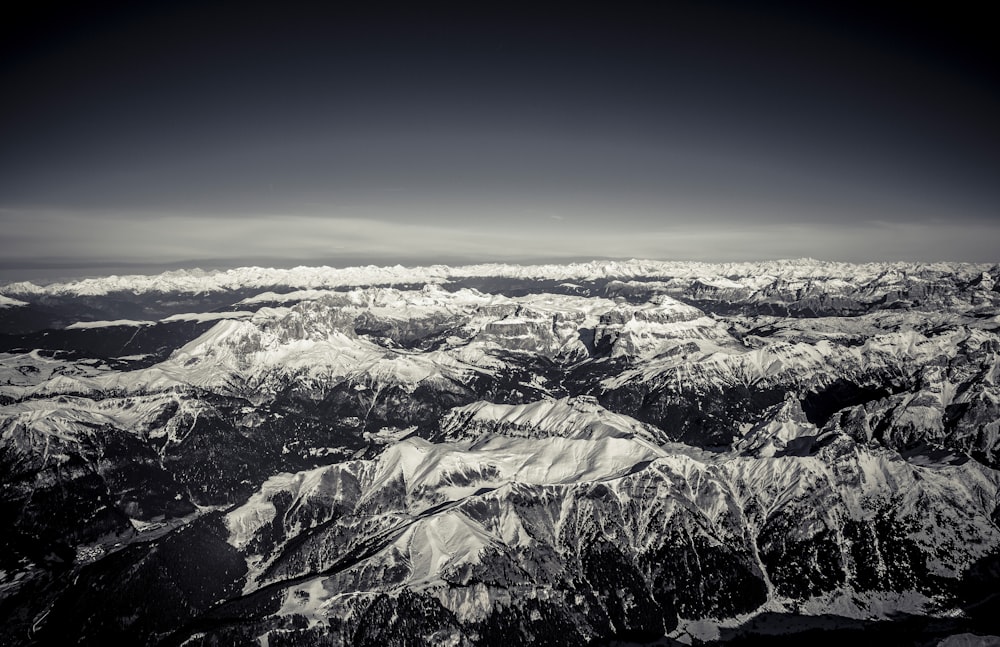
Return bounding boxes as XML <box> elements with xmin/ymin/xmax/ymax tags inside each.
<box><xmin>2</xmin><ymin>258</ymin><xmax>997</xmax><ymax>304</ymax></box>
<box><xmin>1</xmin><ymin>259</ymin><xmax>999</xmax><ymax>646</ymax></box>
<box><xmin>211</xmin><ymin>425</ymin><xmax>999</xmax><ymax>644</ymax></box>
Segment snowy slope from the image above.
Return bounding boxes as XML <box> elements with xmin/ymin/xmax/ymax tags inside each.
<box><xmin>440</xmin><ymin>395</ymin><xmax>670</xmax><ymax>444</ymax></box>
<box><xmin>220</xmin><ymin>417</ymin><xmax>1000</xmax><ymax>642</ymax></box>
<box><xmin>0</xmin><ymin>294</ymin><xmax>28</xmax><ymax>308</ymax></box>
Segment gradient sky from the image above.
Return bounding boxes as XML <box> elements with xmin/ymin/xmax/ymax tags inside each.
<box><xmin>1</xmin><ymin>2</ymin><xmax>998</xmax><ymax>279</ymax></box>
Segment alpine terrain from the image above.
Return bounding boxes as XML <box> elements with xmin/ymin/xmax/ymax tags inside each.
<box><xmin>1</xmin><ymin>259</ymin><xmax>1000</xmax><ymax>646</ymax></box>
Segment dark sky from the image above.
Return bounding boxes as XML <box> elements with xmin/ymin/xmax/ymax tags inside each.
<box><xmin>1</xmin><ymin>1</ymin><xmax>998</xmax><ymax>278</ymax></box>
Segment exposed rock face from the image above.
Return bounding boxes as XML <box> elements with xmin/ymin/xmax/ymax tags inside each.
<box><xmin>1</xmin><ymin>259</ymin><xmax>999</xmax><ymax>646</ymax></box>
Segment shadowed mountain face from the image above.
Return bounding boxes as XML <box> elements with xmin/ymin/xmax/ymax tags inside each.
<box><xmin>1</xmin><ymin>259</ymin><xmax>999</xmax><ymax>646</ymax></box>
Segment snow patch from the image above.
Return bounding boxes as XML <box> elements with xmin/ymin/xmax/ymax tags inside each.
<box><xmin>65</xmin><ymin>319</ymin><xmax>153</xmax><ymax>329</ymax></box>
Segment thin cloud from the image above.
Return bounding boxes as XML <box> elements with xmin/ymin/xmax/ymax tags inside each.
<box><xmin>1</xmin><ymin>208</ymin><xmax>996</xmax><ymax>280</ymax></box>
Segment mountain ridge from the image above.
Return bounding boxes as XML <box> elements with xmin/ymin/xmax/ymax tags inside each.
<box><xmin>3</xmin><ymin>258</ymin><xmax>997</xmax><ymax>298</ymax></box>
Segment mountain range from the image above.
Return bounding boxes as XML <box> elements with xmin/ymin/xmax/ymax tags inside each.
<box><xmin>1</xmin><ymin>259</ymin><xmax>999</xmax><ymax>646</ymax></box>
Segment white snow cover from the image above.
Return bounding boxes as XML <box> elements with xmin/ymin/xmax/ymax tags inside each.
<box><xmin>226</xmin><ymin>465</ymin><xmax>351</xmax><ymax>551</ymax></box>
<box><xmin>65</xmin><ymin>319</ymin><xmax>154</xmax><ymax>329</ymax></box>
<box><xmin>238</xmin><ymin>289</ymin><xmax>344</xmax><ymax>305</ymax></box>
<box><xmin>441</xmin><ymin>396</ymin><xmax>667</xmax><ymax>444</ymax></box>
<box><xmin>0</xmin><ymin>392</ymin><xmax>209</xmax><ymax>462</ymax></box>
<box><xmin>937</xmin><ymin>634</ymin><xmax>1000</xmax><ymax>647</ymax></box>
<box><xmin>11</xmin><ymin>274</ymin><xmax>995</xmax><ymax>404</ymax></box>
<box><xmin>159</xmin><ymin>311</ymin><xmax>254</xmax><ymax>323</ymax></box>
<box><xmin>601</xmin><ymin>325</ymin><xmax>980</xmax><ymax>390</ymax></box>
<box><xmin>1</xmin><ymin>258</ymin><xmax>998</xmax><ymax>640</ymax></box>
<box><xmin>224</xmin><ymin>428</ymin><xmax>668</xmax><ymax>588</ymax></box>
<box><xmin>19</xmin><ymin>285</ymin><xmax>736</xmax><ymax>398</ymax></box>
<box><xmin>0</xmin><ymin>294</ymin><xmax>28</xmax><ymax>308</ymax></box>
<box><xmin>0</xmin><ymin>350</ymin><xmax>114</xmax><ymax>400</ymax></box>
<box><xmin>63</xmin><ymin>312</ymin><xmax>254</xmax><ymax>330</ymax></box>
<box><xmin>3</xmin><ymin>259</ymin><xmax>995</xmax><ymax>297</ymax></box>
<box><xmin>369</xmin><ymin>434</ymin><xmax>665</xmax><ymax>502</ymax></box>
<box><xmin>222</xmin><ymin>411</ymin><xmax>1000</xmax><ymax>627</ymax></box>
